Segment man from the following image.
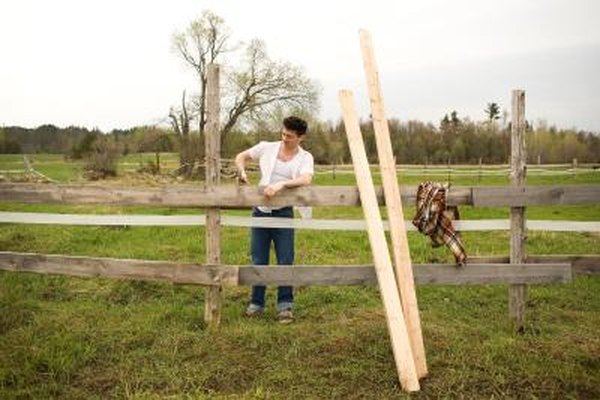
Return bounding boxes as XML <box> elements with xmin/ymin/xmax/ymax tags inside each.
<box><xmin>234</xmin><ymin>116</ymin><xmax>314</xmax><ymax>323</ymax></box>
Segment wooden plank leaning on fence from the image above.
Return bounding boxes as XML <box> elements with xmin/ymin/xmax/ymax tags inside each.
<box><xmin>339</xmin><ymin>89</ymin><xmax>420</xmax><ymax>392</ymax></box>
<box><xmin>510</xmin><ymin>89</ymin><xmax>527</xmax><ymax>332</ymax></box>
<box><xmin>359</xmin><ymin>29</ymin><xmax>427</xmax><ymax>379</ymax></box>
<box><xmin>204</xmin><ymin>64</ymin><xmax>222</xmax><ymax>326</ymax></box>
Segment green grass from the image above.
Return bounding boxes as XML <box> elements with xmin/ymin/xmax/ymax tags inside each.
<box><xmin>2</xmin><ymin>152</ymin><xmax>599</xmax><ymax>186</ymax></box>
<box><xmin>0</xmin><ymin>154</ymin><xmax>83</xmax><ymax>182</ymax></box>
<box><xmin>311</xmin><ymin>168</ymin><xmax>600</xmax><ymax>187</ymax></box>
<box><xmin>1</xmin><ymin>274</ymin><xmax>598</xmax><ymax>398</ymax></box>
<box><xmin>0</xmin><ymin>154</ymin><xmax>599</xmax><ymax>398</ymax></box>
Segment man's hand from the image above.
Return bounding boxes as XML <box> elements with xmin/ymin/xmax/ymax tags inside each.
<box><xmin>238</xmin><ymin>169</ymin><xmax>249</xmax><ymax>185</ymax></box>
<box><xmin>263</xmin><ymin>181</ymin><xmax>286</xmax><ymax>199</ymax></box>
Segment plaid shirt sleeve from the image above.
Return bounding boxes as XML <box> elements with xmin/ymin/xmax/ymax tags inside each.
<box><xmin>412</xmin><ymin>182</ymin><xmax>467</xmax><ymax>266</ymax></box>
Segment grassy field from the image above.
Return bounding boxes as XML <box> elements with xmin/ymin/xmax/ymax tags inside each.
<box><xmin>0</xmin><ymin>154</ymin><xmax>599</xmax><ymax>398</ymax></box>
<box><xmin>1</xmin><ymin>152</ymin><xmax>599</xmax><ymax>187</ymax></box>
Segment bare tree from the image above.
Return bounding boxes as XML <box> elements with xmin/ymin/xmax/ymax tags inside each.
<box><xmin>172</xmin><ymin>10</ymin><xmax>231</xmax><ymax>138</ymax></box>
<box><xmin>168</xmin><ymin>91</ymin><xmax>196</xmax><ymax>177</ymax></box>
<box><xmin>221</xmin><ymin>39</ymin><xmax>319</xmax><ymax>139</ymax></box>
<box><xmin>170</xmin><ymin>10</ymin><xmax>320</xmax><ymax>177</ymax></box>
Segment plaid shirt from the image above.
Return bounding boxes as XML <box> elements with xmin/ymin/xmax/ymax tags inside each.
<box><xmin>412</xmin><ymin>181</ymin><xmax>467</xmax><ymax>266</ymax></box>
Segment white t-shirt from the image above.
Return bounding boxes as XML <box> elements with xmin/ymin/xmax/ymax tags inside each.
<box><xmin>247</xmin><ymin>141</ymin><xmax>314</xmax><ymax>213</ymax></box>
<box><xmin>271</xmin><ymin>158</ymin><xmax>297</xmax><ymax>184</ymax></box>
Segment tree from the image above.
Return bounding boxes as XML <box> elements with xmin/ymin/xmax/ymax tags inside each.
<box><xmin>440</xmin><ymin>111</ymin><xmax>461</xmax><ymax>151</ymax></box>
<box><xmin>168</xmin><ymin>90</ymin><xmax>197</xmax><ymax>177</ymax></box>
<box><xmin>171</xmin><ymin>10</ymin><xmax>320</xmax><ymax>177</ymax></box>
<box><xmin>133</xmin><ymin>127</ymin><xmax>174</xmax><ymax>174</ymax></box>
<box><xmin>221</xmin><ymin>39</ymin><xmax>320</xmax><ymax>138</ymax></box>
<box><xmin>172</xmin><ymin>10</ymin><xmax>229</xmax><ymax>138</ymax></box>
<box><xmin>0</xmin><ymin>128</ymin><xmax>21</xmax><ymax>154</ymax></box>
<box><xmin>485</xmin><ymin>102</ymin><xmax>501</xmax><ymax>122</ymax></box>
<box><xmin>83</xmin><ymin>136</ymin><xmax>121</xmax><ymax>180</ymax></box>
<box><xmin>70</xmin><ymin>132</ymin><xmax>99</xmax><ymax>160</ymax></box>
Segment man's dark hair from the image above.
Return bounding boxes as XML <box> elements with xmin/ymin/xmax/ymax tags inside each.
<box><xmin>283</xmin><ymin>116</ymin><xmax>308</xmax><ymax>135</ymax></box>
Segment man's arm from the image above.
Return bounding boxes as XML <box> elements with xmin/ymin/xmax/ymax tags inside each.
<box><xmin>263</xmin><ymin>173</ymin><xmax>313</xmax><ymax>198</ymax></box>
<box><xmin>234</xmin><ymin>150</ymin><xmax>253</xmax><ymax>184</ymax></box>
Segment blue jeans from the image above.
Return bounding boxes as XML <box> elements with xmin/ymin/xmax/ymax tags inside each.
<box><xmin>250</xmin><ymin>206</ymin><xmax>294</xmax><ymax>311</ymax></box>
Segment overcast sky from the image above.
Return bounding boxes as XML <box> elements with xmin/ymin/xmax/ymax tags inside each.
<box><xmin>1</xmin><ymin>0</ymin><xmax>599</xmax><ymax>132</ymax></box>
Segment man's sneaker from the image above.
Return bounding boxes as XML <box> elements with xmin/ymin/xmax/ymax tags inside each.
<box><xmin>244</xmin><ymin>304</ymin><xmax>264</xmax><ymax>317</ymax></box>
<box><xmin>277</xmin><ymin>309</ymin><xmax>294</xmax><ymax>324</ymax></box>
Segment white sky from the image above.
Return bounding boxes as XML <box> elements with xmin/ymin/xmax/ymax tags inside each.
<box><xmin>1</xmin><ymin>0</ymin><xmax>599</xmax><ymax>132</ymax></box>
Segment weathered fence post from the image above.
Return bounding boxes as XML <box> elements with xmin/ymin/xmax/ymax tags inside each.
<box><xmin>573</xmin><ymin>158</ymin><xmax>578</xmax><ymax>178</ymax></box>
<box><xmin>510</xmin><ymin>89</ymin><xmax>527</xmax><ymax>332</ymax></box>
<box><xmin>204</xmin><ymin>64</ymin><xmax>222</xmax><ymax>326</ymax></box>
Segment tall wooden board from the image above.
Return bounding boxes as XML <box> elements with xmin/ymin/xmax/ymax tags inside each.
<box><xmin>339</xmin><ymin>90</ymin><xmax>420</xmax><ymax>392</ymax></box>
<box><xmin>359</xmin><ymin>30</ymin><xmax>427</xmax><ymax>378</ymax></box>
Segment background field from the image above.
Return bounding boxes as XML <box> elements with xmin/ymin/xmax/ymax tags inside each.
<box><xmin>1</xmin><ymin>152</ymin><xmax>599</xmax><ymax>186</ymax></box>
<box><xmin>1</xmin><ymin>154</ymin><xmax>599</xmax><ymax>399</ymax></box>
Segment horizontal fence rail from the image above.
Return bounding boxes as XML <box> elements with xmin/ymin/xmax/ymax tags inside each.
<box><xmin>472</xmin><ymin>186</ymin><xmax>600</xmax><ymax>206</ymax></box>
<box><xmin>1</xmin><ymin>212</ymin><xmax>599</xmax><ymax>232</ymax></box>
<box><xmin>1</xmin><ymin>183</ymin><xmax>599</xmax><ymax>207</ymax></box>
<box><xmin>0</xmin><ymin>252</ymin><xmax>572</xmax><ymax>286</ymax></box>
<box><xmin>470</xmin><ymin>255</ymin><xmax>600</xmax><ymax>275</ymax></box>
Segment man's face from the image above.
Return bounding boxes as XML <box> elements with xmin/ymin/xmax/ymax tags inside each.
<box><xmin>281</xmin><ymin>128</ymin><xmax>302</xmax><ymax>145</ymax></box>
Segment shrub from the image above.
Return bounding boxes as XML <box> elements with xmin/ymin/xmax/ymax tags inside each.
<box><xmin>83</xmin><ymin>137</ymin><xmax>120</xmax><ymax>180</ymax></box>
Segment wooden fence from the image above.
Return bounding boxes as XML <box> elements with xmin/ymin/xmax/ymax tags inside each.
<box><xmin>0</xmin><ymin>252</ymin><xmax>571</xmax><ymax>287</ymax></box>
<box><xmin>0</xmin><ymin>183</ymin><xmax>596</xmax><ymax>286</ymax></box>
<box><xmin>0</xmin><ymin>74</ymin><xmax>599</xmax><ymax>330</ymax></box>
<box><xmin>1</xmin><ymin>183</ymin><xmax>598</xmax><ymax>207</ymax></box>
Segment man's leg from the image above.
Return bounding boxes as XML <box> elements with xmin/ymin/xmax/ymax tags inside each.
<box><xmin>250</xmin><ymin>209</ymin><xmax>271</xmax><ymax>310</ymax></box>
<box><xmin>273</xmin><ymin>208</ymin><xmax>295</xmax><ymax>312</ymax></box>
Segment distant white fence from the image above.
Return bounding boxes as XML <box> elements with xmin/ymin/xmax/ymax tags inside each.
<box><xmin>313</xmin><ymin>165</ymin><xmax>599</xmax><ymax>177</ymax></box>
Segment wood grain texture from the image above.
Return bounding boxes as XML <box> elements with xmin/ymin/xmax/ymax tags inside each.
<box><xmin>239</xmin><ymin>263</ymin><xmax>571</xmax><ymax>285</ymax></box>
<box><xmin>204</xmin><ymin>63</ymin><xmax>223</xmax><ymax>326</ymax></box>
<box><xmin>472</xmin><ymin>185</ymin><xmax>600</xmax><ymax>206</ymax></box>
<box><xmin>2</xmin><ymin>183</ymin><xmax>597</xmax><ymax>207</ymax></box>
<box><xmin>0</xmin><ymin>251</ymin><xmax>239</xmax><ymax>285</ymax></box>
<box><xmin>0</xmin><ymin>252</ymin><xmax>571</xmax><ymax>286</ymax></box>
<box><xmin>339</xmin><ymin>89</ymin><xmax>419</xmax><ymax>392</ymax></box>
<box><xmin>509</xmin><ymin>89</ymin><xmax>527</xmax><ymax>332</ymax></box>
<box><xmin>360</xmin><ymin>29</ymin><xmax>426</xmax><ymax>379</ymax></box>
<box><xmin>469</xmin><ymin>255</ymin><xmax>600</xmax><ymax>275</ymax></box>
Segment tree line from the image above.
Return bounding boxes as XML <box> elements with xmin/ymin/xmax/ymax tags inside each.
<box><xmin>1</xmin><ymin>115</ymin><xmax>599</xmax><ymax>166</ymax></box>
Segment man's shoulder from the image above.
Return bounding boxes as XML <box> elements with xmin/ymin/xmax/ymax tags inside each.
<box><xmin>249</xmin><ymin>141</ymin><xmax>279</xmax><ymax>157</ymax></box>
<box><xmin>299</xmin><ymin>147</ymin><xmax>314</xmax><ymax>159</ymax></box>
<box><xmin>257</xmin><ymin>141</ymin><xmax>281</xmax><ymax>150</ymax></box>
